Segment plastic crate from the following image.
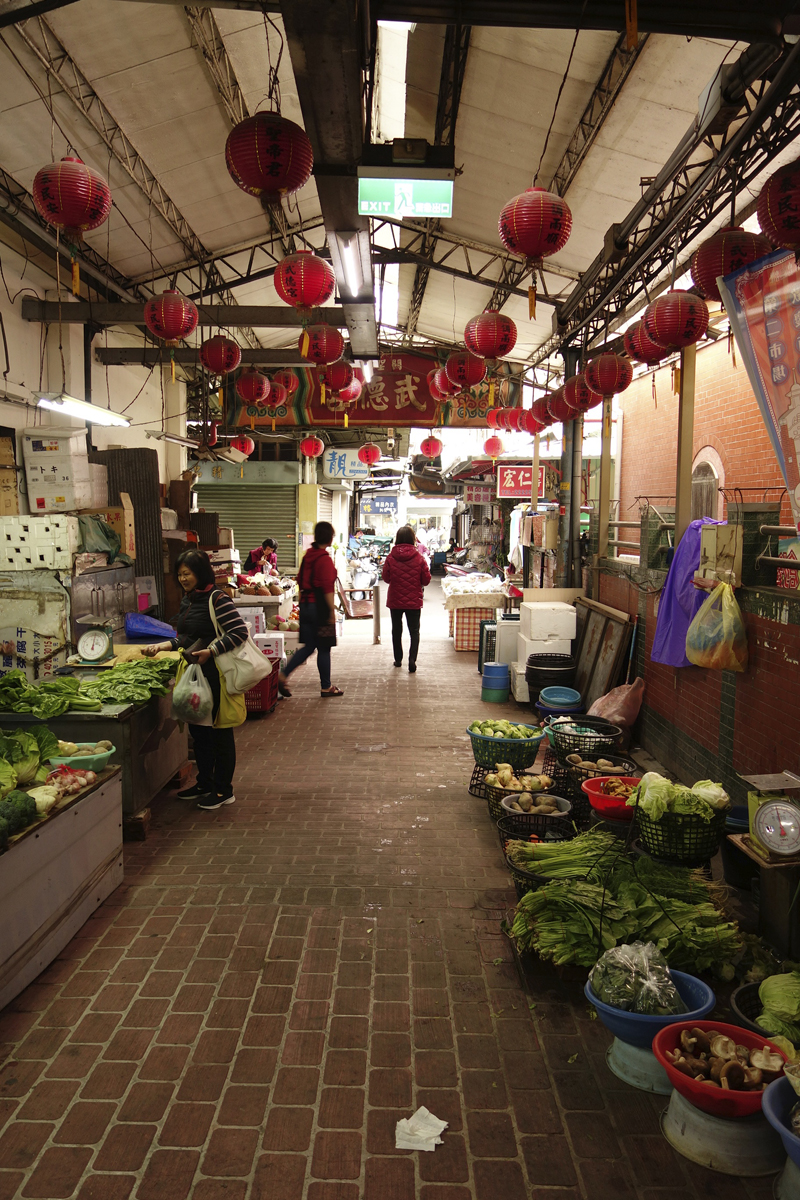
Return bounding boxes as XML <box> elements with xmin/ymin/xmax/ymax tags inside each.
<box><xmin>244</xmin><ymin>668</ymin><xmax>279</xmax><ymax>715</ymax></box>
<box><xmin>635</xmin><ymin>806</ymin><xmax>727</xmax><ymax>866</ymax></box>
<box><xmin>478</xmin><ymin>621</ymin><xmax>498</xmax><ymax>674</ymax></box>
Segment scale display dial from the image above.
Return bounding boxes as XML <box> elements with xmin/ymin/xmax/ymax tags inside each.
<box><xmin>77</xmin><ymin>628</ymin><xmax>112</xmax><ymax>662</ymax></box>
<box><xmin>753</xmin><ymin>801</ymin><xmax>800</xmax><ymax>857</ymax></box>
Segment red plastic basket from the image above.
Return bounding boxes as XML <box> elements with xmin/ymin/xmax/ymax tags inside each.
<box><xmin>652</xmin><ymin>1020</ymin><xmax>786</xmax><ymax>1118</ymax></box>
<box><xmin>244</xmin><ymin>663</ymin><xmax>279</xmax><ymax>714</ymax></box>
<box><xmin>580</xmin><ymin>776</ymin><xmax>639</xmax><ymax>821</ymax></box>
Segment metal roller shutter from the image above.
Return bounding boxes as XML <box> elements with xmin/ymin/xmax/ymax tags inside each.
<box><xmin>194</xmin><ymin>485</ymin><xmax>298</xmax><ymax>572</ymax></box>
<box><xmin>318</xmin><ymin>488</ymin><xmax>333</xmax><ymax>522</ymax></box>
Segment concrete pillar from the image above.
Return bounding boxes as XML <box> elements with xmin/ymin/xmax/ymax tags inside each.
<box><xmin>597</xmin><ymin>398</ymin><xmax>612</xmax><ymax>560</ymax></box>
<box><xmin>674</xmin><ymin>343</ymin><xmax>697</xmax><ymax>547</ymax></box>
<box><xmin>161</xmin><ymin>365</ymin><xmax>187</xmax><ymax>482</ymax></box>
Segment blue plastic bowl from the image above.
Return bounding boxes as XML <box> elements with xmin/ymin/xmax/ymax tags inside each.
<box><xmin>763</xmin><ymin>1077</ymin><xmax>800</xmax><ymax>1169</ymax></box>
<box><xmin>535</xmin><ymin>701</ymin><xmax>584</xmax><ymax>720</ymax></box>
<box><xmin>540</xmin><ymin>685</ymin><xmax>581</xmax><ymax>707</ymax></box>
<box><xmin>584</xmin><ymin>969</ymin><xmax>716</xmax><ymax>1048</ymax></box>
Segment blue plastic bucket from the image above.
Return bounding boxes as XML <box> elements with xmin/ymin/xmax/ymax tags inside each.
<box><xmin>540</xmin><ymin>685</ymin><xmax>581</xmax><ymax>707</ymax></box>
<box><xmin>585</xmin><ymin>970</ymin><xmax>715</xmax><ymax>1048</ymax></box>
<box><xmin>482</xmin><ymin>662</ymin><xmax>510</xmax><ymax>684</ymax></box>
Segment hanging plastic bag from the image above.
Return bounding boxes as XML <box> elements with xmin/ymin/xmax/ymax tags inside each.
<box><xmin>171</xmin><ymin>663</ymin><xmax>214</xmax><ymax>725</ymax></box>
<box><xmin>685</xmin><ymin>582</ymin><xmax>748</xmax><ymax>672</ymax></box>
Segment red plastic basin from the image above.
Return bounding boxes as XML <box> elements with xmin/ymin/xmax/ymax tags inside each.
<box><xmin>652</xmin><ymin>1020</ymin><xmax>786</xmax><ymax>1118</ymax></box>
<box><xmin>580</xmin><ymin>776</ymin><xmax>639</xmax><ymax>821</ymax></box>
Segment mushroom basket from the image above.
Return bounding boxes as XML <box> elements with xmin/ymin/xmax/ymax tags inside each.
<box><xmin>652</xmin><ymin>1020</ymin><xmax>787</xmax><ymax>1118</ymax></box>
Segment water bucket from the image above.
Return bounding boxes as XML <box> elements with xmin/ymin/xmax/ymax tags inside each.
<box><xmin>481</xmin><ymin>685</ymin><xmax>509</xmax><ymax>704</ymax></box>
<box><xmin>482</xmin><ymin>662</ymin><xmax>510</xmax><ymax>685</ymax></box>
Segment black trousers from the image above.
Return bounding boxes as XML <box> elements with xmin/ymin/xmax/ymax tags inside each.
<box><xmin>390</xmin><ymin>608</ymin><xmax>421</xmax><ymax>666</ymax></box>
<box><xmin>189</xmin><ymin>724</ymin><xmax>237</xmax><ymax>795</ymax></box>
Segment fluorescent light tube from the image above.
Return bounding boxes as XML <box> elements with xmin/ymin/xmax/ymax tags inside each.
<box><xmin>341</xmin><ymin>238</ymin><xmax>362</xmax><ymax>298</ymax></box>
<box><xmin>361</xmin><ymin>361</ymin><xmax>374</xmax><ymax>382</ymax></box>
<box><xmin>145</xmin><ymin>430</ymin><xmax>200</xmax><ymax>447</ymax></box>
<box><xmin>36</xmin><ymin>392</ymin><xmax>130</xmax><ymax>427</ymax></box>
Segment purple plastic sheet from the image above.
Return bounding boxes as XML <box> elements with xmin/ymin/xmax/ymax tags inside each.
<box><xmin>651</xmin><ymin>518</ymin><xmax>723</xmax><ymax>668</ymax></box>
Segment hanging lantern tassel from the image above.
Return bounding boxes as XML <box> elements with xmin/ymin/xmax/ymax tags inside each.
<box><xmin>728</xmin><ymin>325</ymin><xmax>737</xmax><ymax>369</ymax></box>
<box><xmin>250</xmin><ymin>412</ymin><xmax>255</xmax><ymax>430</ymax></box>
<box><xmin>271</xmin><ymin>417</ymin><xmax>276</xmax><ymax>432</ymax></box>
<box><xmin>170</xmin><ymin>351</ymin><xmax>175</xmax><ymax>384</ymax></box>
<box><xmin>672</xmin><ymin>364</ymin><xmax>681</xmax><ymax>395</ymax></box>
<box><xmin>218</xmin><ymin>385</ymin><xmax>224</xmax><ymax>405</ymax></box>
<box><xmin>71</xmin><ymin>257</ymin><xmax>80</xmax><ymax>297</ymax></box>
<box><xmin>320</xmin><ymin>380</ymin><xmax>326</xmax><ymax>407</ymax></box>
<box><xmin>652</xmin><ymin>371</ymin><xmax>657</xmax><ymax>409</ymax></box>
<box><xmin>344</xmin><ymin>411</ymin><xmax>349</xmax><ymax>429</ymax></box>
<box><xmin>488</xmin><ymin>378</ymin><xmax>496</xmax><ymax>407</ymax></box>
<box><xmin>625</xmin><ymin>0</ymin><xmax>638</xmax><ymax>48</ymax></box>
<box><xmin>528</xmin><ymin>283</ymin><xmax>537</xmax><ymax>321</ymax></box>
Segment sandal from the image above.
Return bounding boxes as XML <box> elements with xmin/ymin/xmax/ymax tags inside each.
<box><xmin>278</xmin><ymin>675</ymin><xmax>292</xmax><ymax>698</ymax></box>
<box><xmin>320</xmin><ymin>685</ymin><xmax>344</xmax><ymax>697</ymax></box>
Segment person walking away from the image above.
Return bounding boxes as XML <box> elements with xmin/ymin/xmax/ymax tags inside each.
<box><xmin>244</xmin><ymin>538</ymin><xmax>278</xmax><ymax>573</ymax></box>
<box><xmin>278</xmin><ymin>521</ymin><xmax>343</xmax><ymax>698</ymax></box>
<box><xmin>144</xmin><ymin>549</ymin><xmax>248</xmax><ymax>809</ymax></box>
<box><xmin>382</xmin><ymin>525</ymin><xmax>431</xmax><ymax>673</ymax></box>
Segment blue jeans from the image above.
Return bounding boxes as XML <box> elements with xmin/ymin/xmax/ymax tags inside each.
<box><xmin>284</xmin><ymin>603</ymin><xmax>332</xmax><ymax>689</ymax></box>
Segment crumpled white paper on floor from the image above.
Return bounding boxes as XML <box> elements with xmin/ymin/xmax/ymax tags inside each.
<box><xmin>395</xmin><ymin>1106</ymin><xmax>448</xmax><ymax>1151</ymax></box>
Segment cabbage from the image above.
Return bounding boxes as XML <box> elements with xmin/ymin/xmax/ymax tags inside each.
<box><xmin>0</xmin><ymin>758</ymin><xmax>15</xmax><ymax>798</ymax></box>
<box><xmin>1</xmin><ymin>730</ymin><xmax>41</xmax><ymax>785</ymax></box>
<box><xmin>30</xmin><ymin>725</ymin><xmax>59</xmax><ymax>765</ymax></box>
<box><xmin>691</xmin><ymin>780</ymin><xmax>730</xmax><ymax>810</ymax></box>
<box><xmin>759</xmin><ymin>972</ymin><xmax>800</xmax><ymax>1023</ymax></box>
<box><xmin>756</xmin><ymin>1011</ymin><xmax>800</xmax><ymax>1044</ymax></box>
<box><xmin>628</xmin><ymin>772</ymin><xmax>675</xmax><ymax>821</ymax></box>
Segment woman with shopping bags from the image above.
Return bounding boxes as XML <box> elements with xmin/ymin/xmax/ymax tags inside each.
<box><xmin>278</xmin><ymin>521</ymin><xmax>343</xmax><ymax>698</ymax></box>
<box><xmin>382</xmin><ymin>525</ymin><xmax>431</xmax><ymax>673</ymax></box>
<box><xmin>144</xmin><ymin>549</ymin><xmax>249</xmax><ymax>809</ymax></box>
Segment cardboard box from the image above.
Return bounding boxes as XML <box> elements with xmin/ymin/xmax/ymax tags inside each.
<box><xmin>254</xmin><ymin>632</ymin><xmax>284</xmax><ymax>658</ymax></box>
<box><xmin>520</xmin><ymin>601</ymin><xmax>577</xmax><ymax>642</ymax></box>
<box><xmin>0</xmin><ymin>438</ymin><xmax>19</xmax><ymax>517</ymax></box>
<box><xmin>236</xmin><ymin>607</ymin><xmax>266</xmax><ymax>636</ymax></box>
<box><xmin>517</xmin><ymin>632</ymin><xmax>572</xmax><ymax>664</ymax></box>
<box><xmin>80</xmin><ymin>493</ymin><xmax>136</xmax><ymax>558</ymax></box>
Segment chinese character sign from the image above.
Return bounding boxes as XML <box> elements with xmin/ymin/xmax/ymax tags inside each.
<box><xmin>720</xmin><ymin>249</ymin><xmax>800</xmax><ymax>529</ymax></box>
<box><xmin>361</xmin><ymin>495</ymin><xmax>398</xmax><ymax>517</ymax></box>
<box><xmin>463</xmin><ymin>485</ymin><xmax>494</xmax><ymax>504</ymax></box>
<box><xmin>322</xmin><ymin>449</ymin><xmax>369</xmax><ymax>480</ymax></box>
<box><xmin>496</xmin><ymin>465</ymin><xmax>547</xmax><ymax>499</ymax></box>
<box><xmin>232</xmin><ymin>353</ymin><xmax>520</xmax><ymax>428</ymax></box>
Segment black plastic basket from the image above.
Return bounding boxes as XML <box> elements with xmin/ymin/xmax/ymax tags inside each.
<box><xmin>565</xmin><ymin>752</ymin><xmax>639</xmax><ymax>787</ymax></box>
<box><xmin>469</xmin><ymin>764</ymin><xmax>490</xmax><ymax>799</ymax></box>
<box><xmin>496</xmin><ymin>807</ymin><xmax>575</xmax><ymax>852</ymax></box>
<box><xmin>539</xmin><ymin>747</ymin><xmax>591</xmax><ymax>828</ymax></box>
<box><xmin>635</xmin><ymin>806</ymin><xmax>728</xmax><ymax>866</ymax></box>
<box><xmin>550</xmin><ymin>717</ymin><xmax>623</xmax><ymax>763</ymax></box>
<box><xmin>486</xmin><ymin>787</ymin><xmax>506</xmax><ymax>823</ymax></box>
<box><xmin>729</xmin><ymin>982</ymin><xmax>764</xmax><ymax>1036</ymax></box>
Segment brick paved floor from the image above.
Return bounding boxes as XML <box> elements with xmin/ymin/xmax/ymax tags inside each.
<box><xmin>0</xmin><ymin>582</ymin><xmax>776</xmax><ymax>1198</ymax></box>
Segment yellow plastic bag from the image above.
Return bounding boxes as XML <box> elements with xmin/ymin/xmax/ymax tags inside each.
<box><xmin>685</xmin><ymin>582</ymin><xmax>748</xmax><ymax>672</ymax></box>
<box><xmin>215</xmin><ymin>668</ymin><xmax>246</xmax><ymax>729</ymax></box>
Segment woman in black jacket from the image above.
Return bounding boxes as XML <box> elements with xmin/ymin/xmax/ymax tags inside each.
<box><xmin>144</xmin><ymin>549</ymin><xmax>249</xmax><ymax>810</ymax></box>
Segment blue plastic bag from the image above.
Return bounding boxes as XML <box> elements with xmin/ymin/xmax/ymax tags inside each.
<box><xmin>125</xmin><ymin>612</ymin><xmax>175</xmax><ymax>640</ymax></box>
<box><xmin>651</xmin><ymin>518</ymin><xmax>723</xmax><ymax>668</ymax></box>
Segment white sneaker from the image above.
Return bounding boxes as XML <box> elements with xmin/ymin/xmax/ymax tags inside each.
<box><xmin>197</xmin><ymin>794</ymin><xmax>235</xmax><ymax>810</ymax></box>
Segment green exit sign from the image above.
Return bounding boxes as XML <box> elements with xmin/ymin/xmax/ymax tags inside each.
<box><xmin>357</xmin><ymin>177</ymin><xmax>454</xmax><ymax>219</ymax></box>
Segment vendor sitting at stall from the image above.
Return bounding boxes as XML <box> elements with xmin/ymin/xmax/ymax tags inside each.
<box><xmin>244</xmin><ymin>538</ymin><xmax>278</xmax><ymax>574</ymax></box>
<box><xmin>144</xmin><ymin>549</ymin><xmax>249</xmax><ymax>810</ymax></box>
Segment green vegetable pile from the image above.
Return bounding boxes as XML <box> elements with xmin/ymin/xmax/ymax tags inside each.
<box><xmin>589</xmin><ymin>942</ymin><xmax>688</xmax><ymax>1015</ymax></box>
<box><xmin>78</xmin><ymin>658</ymin><xmax>176</xmax><ymax>705</ymax></box>
<box><xmin>757</xmin><ymin>973</ymin><xmax>800</xmax><ymax>1044</ymax></box>
<box><xmin>0</xmin><ymin>671</ymin><xmax>101</xmax><ymax>718</ymax></box>
<box><xmin>509</xmin><ymin>829</ymin><xmax>740</xmax><ymax>975</ymax></box>
<box><xmin>626</xmin><ymin>771</ymin><xmax>730</xmax><ymax>822</ymax></box>
<box><xmin>469</xmin><ymin>719</ymin><xmax>539</xmax><ymax>740</ymax></box>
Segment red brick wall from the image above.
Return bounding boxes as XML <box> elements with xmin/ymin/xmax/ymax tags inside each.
<box><xmin>619</xmin><ymin>339</ymin><xmax>792</xmax><ymax>539</ymax></box>
<box><xmin>732</xmin><ymin>613</ymin><xmax>800</xmax><ymax>777</ymax></box>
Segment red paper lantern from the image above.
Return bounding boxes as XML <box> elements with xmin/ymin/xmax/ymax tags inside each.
<box><xmin>268</xmin><ymin>382</ymin><xmax>288</xmax><ymax>409</ymax></box>
<box><xmin>299</xmin><ymin>324</ymin><xmax>345</xmax><ymax>366</ymax></box>
<box><xmin>445</xmin><ymin>351</ymin><xmax>486</xmax><ymax>391</ymax></box>
<box><xmin>498</xmin><ymin>187</ymin><xmax>572</xmax><ymax>261</ymax></box>
<box><xmin>144</xmin><ymin>288</ymin><xmax>198</xmax><ymax>346</ymax></box>
<box><xmin>275</xmin><ymin>249</ymin><xmax>335</xmax><ymax>312</ymax></box>
<box><xmin>428</xmin><ymin>369</ymin><xmax>447</xmax><ymax>401</ymax></box>
<box><xmin>225</xmin><ymin>112</ymin><xmax>313</xmax><ymax>199</ymax></box>
<box><xmin>504</xmin><ymin>408</ymin><xmax>523</xmax><ymax>431</ymax></box>
<box><xmin>339</xmin><ymin>377</ymin><xmax>362</xmax><ymax>404</ymax></box>
<box><xmin>420</xmin><ymin>436</ymin><xmax>443</xmax><ymax>459</ymax></box>
<box><xmin>235</xmin><ymin>369</ymin><xmax>270</xmax><ymax>405</ymax></box>
<box><xmin>358</xmin><ymin>443</ymin><xmax>381</xmax><ymax>468</ymax></box>
<box><xmin>434</xmin><ymin>367</ymin><xmax>458</xmax><ymax>398</ymax></box>
<box><xmin>231</xmin><ymin>435</ymin><xmax>255</xmax><ymax>456</ymax></box>
<box><xmin>623</xmin><ymin>321</ymin><xmax>666</xmax><ymax>366</ymax></box>
<box><xmin>493</xmin><ymin>409</ymin><xmax>510</xmax><ymax>430</ymax></box>
<box><xmin>322</xmin><ymin>360</ymin><xmax>354</xmax><ymax>395</ymax></box>
<box><xmin>584</xmin><ymin>354</ymin><xmax>633</xmax><ymax>400</ymax></box>
<box><xmin>548</xmin><ymin>389</ymin><xmax>574</xmax><ymax>423</ymax></box>
<box><xmin>464</xmin><ymin>310</ymin><xmax>518</xmax><ymax>363</ymax></box>
<box><xmin>32</xmin><ymin>156</ymin><xmax>111</xmax><ymax>239</ymax></box>
<box><xmin>486</xmin><ymin>408</ymin><xmax>501</xmax><ymax>429</ymax></box>
<box><xmin>483</xmin><ymin>436</ymin><xmax>504</xmax><ymax>460</ymax></box>
<box><xmin>690</xmin><ymin>226</ymin><xmax>772</xmax><ymax>301</ymax></box>
<box><xmin>643</xmin><ymin>290</ymin><xmax>709</xmax><ymax>349</ymax></box>
<box><xmin>531</xmin><ymin>396</ymin><xmax>552</xmax><ymax>426</ymax></box>
<box><xmin>299</xmin><ymin>436</ymin><xmax>324</xmax><ymax>459</ymax></box>
<box><xmin>200</xmin><ymin>335</ymin><xmax>241</xmax><ymax>375</ymax></box>
<box><xmin>519</xmin><ymin>410</ymin><xmax>544</xmax><ymax>435</ymax></box>
<box><xmin>758</xmin><ymin>158</ymin><xmax>800</xmax><ymax>250</ymax></box>
<box><xmin>563</xmin><ymin>374</ymin><xmax>598</xmax><ymax>414</ymax></box>
<box><xmin>273</xmin><ymin>369</ymin><xmax>299</xmax><ymax>396</ymax></box>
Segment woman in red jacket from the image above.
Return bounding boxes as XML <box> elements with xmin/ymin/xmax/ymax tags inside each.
<box><xmin>382</xmin><ymin>526</ymin><xmax>431</xmax><ymax>673</ymax></box>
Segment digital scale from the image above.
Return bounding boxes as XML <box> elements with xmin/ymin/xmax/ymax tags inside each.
<box><xmin>74</xmin><ymin>622</ymin><xmax>116</xmax><ymax>665</ymax></box>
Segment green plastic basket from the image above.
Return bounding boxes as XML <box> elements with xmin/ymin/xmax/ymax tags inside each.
<box><xmin>466</xmin><ymin>725</ymin><xmax>545</xmax><ymax>770</ymax></box>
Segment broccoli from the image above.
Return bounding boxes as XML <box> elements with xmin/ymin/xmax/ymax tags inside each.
<box><xmin>0</xmin><ymin>790</ymin><xmax>37</xmax><ymax>835</ymax></box>
<box><xmin>0</xmin><ymin>814</ymin><xmax>7</xmax><ymax>852</ymax></box>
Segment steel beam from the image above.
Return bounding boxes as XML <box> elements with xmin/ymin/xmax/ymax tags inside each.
<box><xmin>9</xmin><ymin>15</ymin><xmax>262</xmax><ymax>348</ymax></box>
<box><xmin>530</xmin><ymin>40</ymin><xmax>800</xmax><ymax>366</ymax></box>
<box><xmin>0</xmin><ymin>0</ymin><xmax>79</xmax><ymax>27</ymax></box>
<box><xmin>21</xmin><ymin>299</ymin><xmax>347</xmax><ymax>326</ymax></box>
<box><xmin>550</xmin><ymin>32</ymin><xmax>649</xmax><ymax>198</ymax></box>
<box><xmin>96</xmin><ymin>347</ymin><xmax>310</xmax><ymax>366</ymax></box>
<box><xmin>375</xmin><ymin>246</ymin><xmax>548</xmax><ymax>303</ymax></box>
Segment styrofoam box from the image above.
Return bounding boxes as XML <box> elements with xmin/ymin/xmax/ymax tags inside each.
<box><xmin>25</xmin><ymin>454</ymin><xmax>91</xmax><ymax>486</ymax></box>
<box><xmin>511</xmin><ymin>663</ymin><xmax>530</xmax><ymax>703</ymax></box>
<box><xmin>517</xmin><ymin>632</ymin><xmax>572</xmax><ymax>665</ymax></box>
<box><xmin>0</xmin><ymin>514</ymin><xmax>79</xmax><ymax>568</ymax></box>
<box><xmin>90</xmin><ymin>464</ymin><xmax>107</xmax><ymax>509</ymax></box>
<box><xmin>495</xmin><ymin>620</ymin><xmax>519</xmax><ymax>666</ymax></box>
<box><xmin>520</xmin><ymin>601</ymin><xmax>577</xmax><ymax>642</ymax></box>
<box><xmin>254</xmin><ymin>632</ymin><xmax>284</xmax><ymax>657</ymax></box>
<box><xmin>236</xmin><ymin>608</ymin><xmax>266</xmax><ymax>637</ymax></box>
<box><xmin>22</xmin><ymin>428</ymin><xmax>88</xmax><ymax>458</ymax></box>
<box><xmin>28</xmin><ymin>480</ymin><xmax>93</xmax><ymax>513</ymax></box>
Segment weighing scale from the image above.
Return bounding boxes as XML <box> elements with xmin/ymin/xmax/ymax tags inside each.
<box><xmin>74</xmin><ymin>622</ymin><xmax>116</xmax><ymax>666</ymax></box>
<box><xmin>753</xmin><ymin>800</ymin><xmax>800</xmax><ymax>858</ymax></box>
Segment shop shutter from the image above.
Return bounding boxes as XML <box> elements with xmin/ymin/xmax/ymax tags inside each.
<box><xmin>194</xmin><ymin>485</ymin><xmax>298</xmax><ymax>572</ymax></box>
<box><xmin>318</xmin><ymin>487</ymin><xmax>333</xmax><ymax>522</ymax></box>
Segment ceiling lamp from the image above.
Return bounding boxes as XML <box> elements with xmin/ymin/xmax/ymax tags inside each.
<box><xmin>643</xmin><ymin>290</ymin><xmax>709</xmax><ymax>349</ymax></box>
<box><xmin>230</xmin><ymin>434</ymin><xmax>255</xmax><ymax>456</ymax></box>
<box><xmin>690</xmin><ymin>226</ymin><xmax>772</xmax><ymax>301</ymax></box>
<box><xmin>35</xmin><ymin>391</ymin><xmax>130</xmax><ymax>427</ymax></box>
<box><xmin>299</xmin><ymin>435</ymin><xmax>324</xmax><ymax>459</ymax></box>
<box><xmin>483</xmin><ymin>435</ymin><xmax>504</xmax><ymax>461</ymax></box>
<box><xmin>274</xmin><ymin>249</ymin><xmax>335</xmax><ymax>317</ymax></box>
<box><xmin>757</xmin><ymin>157</ymin><xmax>800</xmax><ymax>250</ymax></box>
<box><xmin>624</xmin><ymin>321</ymin><xmax>666</xmax><ymax>366</ymax></box>
<box><xmin>32</xmin><ymin>155</ymin><xmax>112</xmax><ymax>295</ymax></box>
<box><xmin>235</xmin><ymin>368</ymin><xmax>270</xmax><ymax>405</ymax></box>
<box><xmin>299</xmin><ymin>324</ymin><xmax>346</xmax><ymax>405</ymax></box>
<box><xmin>225</xmin><ymin>112</ymin><xmax>313</xmax><ymax>199</ymax></box>
<box><xmin>547</xmin><ymin>389</ymin><xmax>574</xmax><ymax>423</ymax></box>
<box><xmin>200</xmin><ymin>335</ymin><xmax>241</xmax><ymax>375</ymax></box>
<box><xmin>420</xmin><ymin>435</ymin><xmax>443</xmax><ymax>459</ymax></box>
<box><xmin>445</xmin><ymin>351</ymin><xmax>486</xmax><ymax>393</ymax></box>
<box><xmin>433</xmin><ymin>367</ymin><xmax>458</xmax><ymax>398</ymax></box>
<box><xmin>464</xmin><ymin>310</ymin><xmax>518</xmax><ymax>362</ymax></box>
<box><xmin>322</xmin><ymin>360</ymin><xmax>354</xmax><ymax>395</ymax></box>
<box><xmin>273</xmin><ymin>369</ymin><xmax>299</xmax><ymax>396</ymax></box>
<box><xmin>339</xmin><ymin>377</ymin><xmax>363</xmax><ymax>404</ymax></box>
<box><xmin>357</xmin><ymin>442</ymin><xmax>381</xmax><ymax>468</ymax></box>
<box><xmin>584</xmin><ymin>354</ymin><xmax>633</xmax><ymax>402</ymax></box>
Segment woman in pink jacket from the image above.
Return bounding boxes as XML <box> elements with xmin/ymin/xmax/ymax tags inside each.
<box><xmin>381</xmin><ymin>526</ymin><xmax>431</xmax><ymax>673</ymax></box>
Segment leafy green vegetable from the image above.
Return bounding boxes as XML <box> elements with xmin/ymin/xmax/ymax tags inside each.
<box><xmin>759</xmin><ymin>972</ymin><xmax>800</xmax><ymax>1023</ymax></box>
<box><xmin>30</xmin><ymin>725</ymin><xmax>59</xmax><ymax>764</ymax></box>
<box><xmin>0</xmin><ymin>758</ymin><xmax>16</xmax><ymax>799</ymax></box>
<box><xmin>78</xmin><ymin>658</ymin><xmax>177</xmax><ymax>705</ymax></box>
<box><xmin>626</xmin><ymin>771</ymin><xmax>730</xmax><ymax>822</ymax></box>
<box><xmin>756</xmin><ymin>1012</ymin><xmax>800</xmax><ymax>1044</ymax></box>
<box><xmin>0</xmin><ymin>814</ymin><xmax>7</xmax><ymax>852</ymax></box>
<box><xmin>0</xmin><ymin>789</ymin><xmax>36</xmax><ymax>834</ymax></box>
<box><xmin>1</xmin><ymin>730</ymin><xmax>42</xmax><ymax>785</ymax></box>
